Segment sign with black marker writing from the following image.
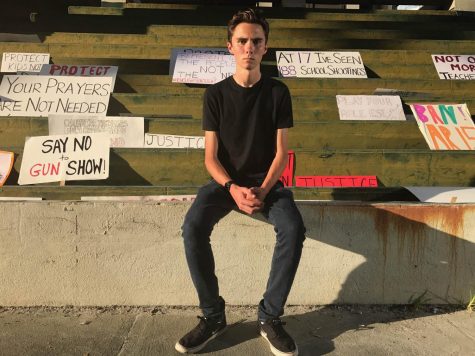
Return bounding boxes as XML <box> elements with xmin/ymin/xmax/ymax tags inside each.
<box><xmin>172</xmin><ymin>51</ymin><xmax>235</xmax><ymax>84</ymax></box>
<box><xmin>432</xmin><ymin>54</ymin><xmax>475</xmax><ymax>80</ymax></box>
<box><xmin>336</xmin><ymin>95</ymin><xmax>406</xmax><ymax>121</ymax></box>
<box><xmin>18</xmin><ymin>133</ymin><xmax>110</xmax><ymax>185</ymax></box>
<box><xmin>276</xmin><ymin>51</ymin><xmax>367</xmax><ymax>78</ymax></box>
<box><xmin>170</xmin><ymin>47</ymin><xmax>231</xmax><ymax>75</ymax></box>
<box><xmin>1</xmin><ymin>52</ymin><xmax>50</xmax><ymax>73</ymax></box>
<box><xmin>48</xmin><ymin>115</ymin><xmax>144</xmax><ymax>148</ymax></box>
<box><xmin>0</xmin><ymin>75</ymin><xmax>112</xmax><ymax>117</ymax></box>
<box><xmin>144</xmin><ymin>133</ymin><xmax>204</xmax><ymax>149</ymax></box>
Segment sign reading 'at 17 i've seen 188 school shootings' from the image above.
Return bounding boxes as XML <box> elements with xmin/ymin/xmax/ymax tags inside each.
<box><xmin>0</xmin><ymin>75</ymin><xmax>112</xmax><ymax>117</ymax></box>
<box><xmin>276</xmin><ymin>51</ymin><xmax>367</xmax><ymax>78</ymax></box>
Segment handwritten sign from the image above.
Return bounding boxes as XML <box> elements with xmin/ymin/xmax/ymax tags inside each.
<box><xmin>170</xmin><ymin>47</ymin><xmax>231</xmax><ymax>75</ymax></box>
<box><xmin>409</xmin><ymin>103</ymin><xmax>475</xmax><ymax>150</ymax></box>
<box><xmin>432</xmin><ymin>54</ymin><xmax>475</xmax><ymax>80</ymax></box>
<box><xmin>405</xmin><ymin>186</ymin><xmax>475</xmax><ymax>203</ymax></box>
<box><xmin>336</xmin><ymin>95</ymin><xmax>406</xmax><ymax>121</ymax></box>
<box><xmin>276</xmin><ymin>51</ymin><xmax>367</xmax><ymax>78</ymax></box>
<box><xmin>279</xmin><ymin>150</ymin><xmax>295</xmax><ymax>187</ymax></box>
<box><xmin>144</xmin><ymin>133</ymin><xmax>204</xmax><ymax>149</ymax></box>
<box><xmin>0</xmin><ymin>75</ymin><xmax>112</xmax><ymax>117</ymax></box>
<box><xmin>295</xmin><ymin>176</ymin><xmax>378</xmax><ymax>187</ymax></box>
<box><xmin>172</xmin><ymin>51</ymin><xmax>235</xmax><ymax>84</ymax></box>
<box><xmin>81</xmin><ymin>195</ymin><xmax>196</xmax><ymax>202</ymax></box>
<box><xmin>0</xmin><ymin>151</ymin><xmax>14</xmax><ymax>186</ymax></box>
<box><xmin>1</xmin><ymin>52</ymin><xmax>49</xmax><ymax>73</ymax></box>
<box><xmin>18</xmin><ymin>133</ymin><xmax>110</xmax><ymax>185</ymax></box>
<box><xmin>38</xmin><ymin>64</ymin><xmax>119</xmax><ymax>90</ymax></box>
<box><xmin>48</xmin><ymin>115</ymin><xmax>144</xmax><ymax>148</ymax></box>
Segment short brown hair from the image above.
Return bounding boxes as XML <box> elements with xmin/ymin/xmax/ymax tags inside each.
<box><xmin>227</xmin><ymin>8</ymin><xmax>269</xmax><ymax>43</ymax></box>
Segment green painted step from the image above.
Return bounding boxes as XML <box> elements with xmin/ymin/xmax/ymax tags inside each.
<box><xmin>4</xmin><ymin>148</ymin><xmax>475</xmax><ymax>187</ymax></box>
<box><xmin>0</xmin><ymin>118</ymin><xmax>428</xmax><ymax>149</ymax></box>
<box><xmin>0</xmin><ymin>185</ymin><xmax>418</xmax><ymax>202</ymax></box>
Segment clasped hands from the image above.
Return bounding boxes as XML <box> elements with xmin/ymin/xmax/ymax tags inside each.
<box><xmin>229</xmin><ymin>184</ymin><xmax>267</xmax><ymax>215</ymax></box>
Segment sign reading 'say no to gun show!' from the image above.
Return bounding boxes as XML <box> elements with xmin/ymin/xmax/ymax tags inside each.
<box><xmin>432</xmin><ymin>54</ymin><xmax>475</xmax><ymax>80</ymax></box>
<box><xmin>409</xmin><ymin>103</ymin><xmax>475</xmax><ymax>150</ymax></box>
<box><xmin>276</xmin><ymin>51</ymin><xmax>367</xmax><ymax>78</ymax></box>
<box><xmin>0</xmin><ymin>75</ymin><xmax>112</xmax><ymax>117</ymax></box>
<box><xmin>1</xmin><ymin>52</ymin><xmax>50</xmax><ymax>73</ymax></box>
<box><xmin>18</xmin><ymin>133</ymin><xmax>110</xmax><ymax>185</ymax></box>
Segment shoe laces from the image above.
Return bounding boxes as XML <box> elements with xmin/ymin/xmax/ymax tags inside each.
<box><xmin>269</xmin><ymin>318</ymin><xmax>288</xmax><ymax>337</ymax></box>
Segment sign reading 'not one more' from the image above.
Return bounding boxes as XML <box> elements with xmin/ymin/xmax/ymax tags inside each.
<box><xmin>172</xmin><ymin>51</ymin><xmax>235</xmax><ymax>84</ymax></box>
<box><xmin>276</xmin><ymin>51</ymin><xmax>367</xmax><ymax>78</ymax></box>
<box><xmin>432</xmin><ymin>54</ymin><xmax>475</xmax><ymax>80</ymax></box>
<box><xmin>1</xmin><ymin>52</ymin><xmax>50</xmax><ymax>73</ymax></box>
<box><xmin>18</xmin><ymin>133</ymin><xmax>110</xmax><ymax>185</ymax></box>
<box><xmin>0</xmin><ymin>75</ymin><xmax>112</xmax><ymax>117</ymax></box>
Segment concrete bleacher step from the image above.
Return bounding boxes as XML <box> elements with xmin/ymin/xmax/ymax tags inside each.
<box><xmin>0</xmin><ymin>185</ymin><xmax>417</xmax><ymax>201</ymax></box>
<box><xmin>0</xmin><ymin>118</ymin><xmax>428</xmax><ymax>149</ymax></box>
<box><xmin>4</xmin><ymin>148</ymin><xmax>475</xmax><ymax>187</ymax></box>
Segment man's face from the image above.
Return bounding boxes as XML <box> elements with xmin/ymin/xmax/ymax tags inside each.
<box><xmin>227</xmin><ymin>22</ymin><xmax>267</xmax><ymax>71</ymax></box>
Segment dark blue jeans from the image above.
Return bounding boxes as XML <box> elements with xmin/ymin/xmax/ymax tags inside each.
<box><xmin>182</xmin><ymin>179</ymin><xmax>306</xmax><ymax>321</ymax></box>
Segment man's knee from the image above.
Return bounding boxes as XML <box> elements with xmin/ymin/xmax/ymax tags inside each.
<box><xmin>276</xmin><ymin>217</ymin><xmax>306</xmax><ymax>245</ymax></box>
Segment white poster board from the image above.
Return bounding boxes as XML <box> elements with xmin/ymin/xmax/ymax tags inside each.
<box><xmin>0</xmin><ymin>75</ymin><xmax>112</xmax><ymax>117</ymax></box>
<box><xmin>38</xmin><ymin>64</ymin><xmax>119</xmax><ymax>90</ymax></box>
<box><xmin>49</xmin><ymin>115</ymin><xmax>144</xmax><ymax>148</ymax></box>
<box><xmin>81</xmin><ymin>195</ymin><xmax>196</xmax><ymax>202</ymax></box>
<box><xmin>144</xmin><ymin>133</ymin><xmax>204</xmax><ymax>149</ymax></box>
<box><xmin>1</xmin><ymin>52</ymin><xmax>49</xmax><ymax>73</ymax></box>
<box><xmin>18</xmin><ymin>133</ymin><xmax>110</xmax><ymax>185</ymax></box>
<box><xmin>169</xmin><ymin>47</ymin><xmax>231</xmax><ymax>75</ymax></box>
<box><xmin>172</xmin><ymin>51</ymin><xmax>235</xmax><ymax>84</ymax></box>
<box><xmin>336</xmin><ymin>95</ymin><xmax>406</xmax><ymax>121</ymax></box>
<box><xmin>276</xmin><ymin>51</ymin><xmax>367</xmax><ymax>78</ymax></box>
<box><xmin>406</xmin><ymin>187</ymin><xmax>475</xmax><ymax>203</ymax></box>
<box><xmin>432</xmin><ymin>54</ymin><xmax>475</xmax><ymax>80</ymax></box>
<box><xmin>0</xmin><ymin>151</ymin><xmax>14</xmax><ymax>186</ymax></box>
<box><xmin>409</xmin><ymin>103</ymin><xmax>475</xmax><ymax>150</ymax></box>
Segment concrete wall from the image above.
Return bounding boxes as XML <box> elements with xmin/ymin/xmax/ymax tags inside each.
<box><xmin>1</xmin><ymin>201</ymin><xmax>474</xmax><ymax>306</ymax></box>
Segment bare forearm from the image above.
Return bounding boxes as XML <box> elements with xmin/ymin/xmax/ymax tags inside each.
<box><xmin>260</xmin><ymin>151</ymin><xmax>288</xmax><ymax>194</ymax></box>
<box><xmin>205</xmin><ymin>156</ymin><xmax>232</xmax><ymax>186</ymax></box>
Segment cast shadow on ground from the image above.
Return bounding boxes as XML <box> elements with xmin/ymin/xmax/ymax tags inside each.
<box><xmin>202</xmin><ymin>202</ymin><xmax>474</xmax><ymax>355</ymax></box>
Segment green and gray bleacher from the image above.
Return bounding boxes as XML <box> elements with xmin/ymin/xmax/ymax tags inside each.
<box><xmin>1</xmin><ymin>1</ymin><xmax>474</xmax><ymax>201</ymax></box>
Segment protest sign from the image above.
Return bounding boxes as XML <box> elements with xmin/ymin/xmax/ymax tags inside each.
<box><xmin>409</xmin><ymin>103</ymin><xmax>475</xmax><ymax>150</ymax></box>
<box><xmin>81</xmin><ymin>195</ymin><xmax>196</xmax><ymax>202</ymax></box>
<box><xmin>279</xmin><ymin>150</ymin><xmax>295</xmax><ymax>187</ymax></box>
<box><xmin>170</xmin><ymin>47</ymin><xmax>231</xmax><ymax>75</ymax></box>
<box><xmin>405</xmin><ymin>186</ymin><xmax>475</xmax><ymax>203</ymax></box>
<box><xmin>1</xmin><ymin>52</ymin><xmax>49</xmax><ymax>73</ymax></box>
<box><xmin>432</xmin><ymin>54</ymin><xmax>475</xmax><ymax>80</ymax></box>
<box><xmin>38</xmin><ymin>64</ymin><xmax>119</xmax><ymax>90</ymax></box>
<box><xmin>172</xmin><ymin>51</ymin><xmax>235</xmax><ymax>84</ymax></box>
<box><xmin>276</xmin><ymin>51</ymin><xmax>367</xmax><ymax>78</ymax></box>
<box><xmin>0</xmin><ymin>75</ymin><xmax>112</xmax><ymax>117</ymax></box>
<box><xmin>144</xmin><ymin>133</ymin><xmax>204</xmax><ymax>149</ymax></box>
<box><xmin>336</xmin><ymin>95</ymin><xmax>406</xmax><ymax>121</ymax></box>
<box><xmin>18</xmin><ymin>133</ymin><xmax>110</xmax><ymax>185</ymax></box>
<box><xmin>0</xmin><ymin>151</ymin><xmax>14</xmax><ymax>186</ymax></box>
<box><xmin>49</xmin><ymin>115</ymin><xmax>144</xmax><ymax>148</ymax></box>
<box><xmin>295</xmin><ymin>175</ymin><xmax>378</xmax><ymax>187</ymax></box>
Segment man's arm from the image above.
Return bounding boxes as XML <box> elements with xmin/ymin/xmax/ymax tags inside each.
<box><xmin>252</xmin><ymin>128</ymin><xmax>289</xmax><ymax>201</ymax></box>
<box><xmin>204</xmin><ymin>130</ymin><xmax>262</xmax><ymax>214</ymax></box>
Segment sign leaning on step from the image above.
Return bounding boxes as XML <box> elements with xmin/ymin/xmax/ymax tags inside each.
<box><xmin>1</xmin><ymin>52</ymin><xmax>50</xmax><ymax>73</ymax></box>
<box><xmin>0</xmin><ymin>75</ymin><xmax>113</xmax><ymax>117</ymax></box>
<box><xmin>336</xmin><ymin>95</ymin><xmax>406</xmax><ymax>121</ymax></box>
<box><xmin>0</xmin><ymin>151</ymin><xmax>14</xmax><ymax>186</ymax></box>
<box><xmin>409</xmin><ymin>103</ymin><xmax>475</xmax><ymax>150</ymax></box>
<box><xmin>432</xmin><ymin>54</ymin><xmax>475</xmax><ymax>80</ymax></box>
<box><xmin>276</xmin><ymin>51</ymin><xmax>367</xmax><ymax>78</ymax></box>
<box><xmin>172</xmin><ymin>51</ymin><xmax>235</xmax><ymax>84</ymax></box>
<box><xmin>49</xmin><ymin>115</ymin><xmax>144</xmax><ymax>148</ymax></box>
<box><xmin>18</xmin><ymin>133</ymin><xmax>110</xmax><ymax>185</ymax></box>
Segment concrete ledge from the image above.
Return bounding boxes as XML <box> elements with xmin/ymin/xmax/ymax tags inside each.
<box><xmin>0</xmin><ymin>201</ymin><xmax>473</xmax><ymax>306</ymax></box>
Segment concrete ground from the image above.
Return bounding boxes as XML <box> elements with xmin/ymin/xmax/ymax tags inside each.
<box><xmin>0</xmin><ymin>305</ymin><xmax>474</xmax><ymax>356</ymax></box>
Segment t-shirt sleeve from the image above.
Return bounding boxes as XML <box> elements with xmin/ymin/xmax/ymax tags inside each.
<box><xmin>276</xmin><ymin>85</ymin><xmax>293</xmax><ymax>129</ymax></box>
<box><xmin>202</xmin><ymin>86</ymin><xmax>219</xmax><ymax>131</ymax></box>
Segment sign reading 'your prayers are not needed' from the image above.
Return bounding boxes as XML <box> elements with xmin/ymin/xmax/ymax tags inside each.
<box><xmin>18</xmin><ymin>133</ymin><xmax>110</xmax><ymax>185</ymax></box>
<box><xmin>0</xmin><ymin>75</ymin><xmax>112</xmax><ymax>117</ymax></box>
<box><xmin>276</xmin><ymin>51</ymin><xmax>367</xmax><ymax>78</ymax></box>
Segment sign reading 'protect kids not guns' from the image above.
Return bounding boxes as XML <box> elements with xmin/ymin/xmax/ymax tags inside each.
<box><xmin>409</xmin><ymin>103</ymin><xmax>475</xmax><ymax>150</ymax></box>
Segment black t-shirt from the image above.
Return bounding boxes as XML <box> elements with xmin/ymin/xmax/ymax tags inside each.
<box><xmin>203</xmin><ymin>76</ymin><xmax>293</xmax><ymax>183</ymax></box>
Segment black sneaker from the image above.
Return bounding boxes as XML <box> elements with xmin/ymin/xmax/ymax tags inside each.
<box><xmin>175</xmin><ymin>315</ymin><xmax>227</xmax><ymax>354</ymax></box>
<box><xmin>258</xmin><ymin>318</ymin><xmax>298</xmax><ymax>356</ymax></box>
